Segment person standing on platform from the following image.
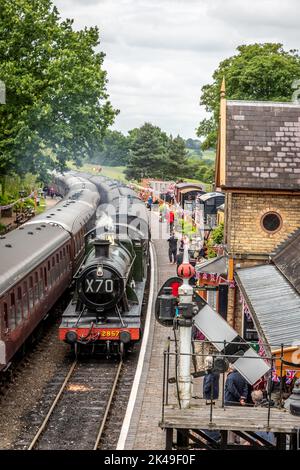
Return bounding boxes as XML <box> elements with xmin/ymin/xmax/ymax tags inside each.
<box><xmin>167</xmin><ymin>207</ymin><xmax>175</xmax><ymax>234</ymax></box>
<box><xmin>203</xmin><ymin>356</ymin><xmax>220</xmax><ymax>405</ymax></box>
<box><xmin>225</xmin><ymin>365</ymin><xmax>249</xmax><ymax>406</ymax></box>
<box><xmin>225</xmin><ymin>365</ymin><xmax>249</xmax><ymax>445</ymax></box>
<box><xmin>167</xmin><ymin>232</ymin><xmax>178</xmax><ymax>264</ymax></box>
<box><xmin>147</xmin><ymin>195</ymin><xmax>153</xmax><ymax>211</ymax></box>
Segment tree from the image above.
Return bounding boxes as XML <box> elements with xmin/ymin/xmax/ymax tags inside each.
<box><xmin>167</xmin><ymin>135</ymin><xmax>189</xmax><ymax>179</ymax></box>
<box><xmin>185</xmin><ymin>138</ymin><xmax>202</xmax><ymax>153</ymax></box>
<box><xmin>125</xmin><ymin>123</ymin><xmax>169</xmax><ymax>180</ymax></box>
<box><xmin>91</xmin><ymin>130</ymin><xmax>129</xmax><ymax>166</ymax></box>
<box><xmin>197</xmin><ymin>43</ymin><xmax>300</xmax><ymax>149</ymax></box>
<box><xmin>0</xmin><ymin>0</ymin><xmax>117</xmax><ymax>182</ymax></box>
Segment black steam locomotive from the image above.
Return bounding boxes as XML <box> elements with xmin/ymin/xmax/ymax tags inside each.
<box><xmin>59</xmin><ymin>178</ymin><xmax>150</xmax><ymax>356</ymax></box>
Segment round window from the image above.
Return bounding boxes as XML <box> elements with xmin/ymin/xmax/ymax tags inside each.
<box><xmin>261</xmin><ymin>212</ymin><xmax>282</xmax><ymax>233</ymax></box>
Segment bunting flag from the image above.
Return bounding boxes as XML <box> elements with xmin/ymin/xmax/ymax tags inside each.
<box><xmin>258</xmin><ymin>338</ymin><xmax>267</xmax><ymax>358</ymax></box>
<box><xmin>271</xmin><ymin>368</ymin><xmax>280</xmax><ymax>383</ymax></box>
<box><xmin>202</xmin><ymin>272</ymin><xmax>208</xmax><ymax>280</ymax></box>
<box><xmin>243</xmin><ymin>299</ymin><xmax>252</xmax><ymax>322</ymax></box>
<box><xmin>253</xmin><ymin>375</ymin><xmax>266</xmax><ymax>390</ymax></box>
<box><xmin>210</xmin><ymin>273</ymin><xmax>216</xmax><ymax>283</ymax></box>
<box><xmin>286</xmin><ymin>370</ymin><xmax>296</xmax><ymax>385</ymax></box>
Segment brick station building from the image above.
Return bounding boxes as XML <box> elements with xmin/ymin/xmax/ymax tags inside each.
<box><xmin>215</xmin><ymin>82</ymin><xmax>300</xmax><ymax>336</ymax></box>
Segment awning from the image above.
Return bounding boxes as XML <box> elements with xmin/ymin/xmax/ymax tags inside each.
<box><xmin>196</xmin><ymin>256</ymin><xmax>227</xmax><ymax>274</ymax></box>
<box><xmin>236</xmin><ymin>264</ymin><xmax>300</xmax><ymax>350</ymax></box>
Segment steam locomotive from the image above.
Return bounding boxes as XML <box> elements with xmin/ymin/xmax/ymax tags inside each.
<box><xmin>59</xmin><ymin>179</ymin><xmax>150</xmax><ymax>356</ymax></box>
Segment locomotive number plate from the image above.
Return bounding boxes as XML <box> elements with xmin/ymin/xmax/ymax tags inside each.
<box><xmin>99</xmin><ymin>330</ymin><xmax>120</xmax><ymax>338</ymax></box>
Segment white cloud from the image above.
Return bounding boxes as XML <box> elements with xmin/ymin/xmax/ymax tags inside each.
<box><xmin>53</xmin><ymin>0</ymin><xmax>300</xmax><ymax>138</ymax></box>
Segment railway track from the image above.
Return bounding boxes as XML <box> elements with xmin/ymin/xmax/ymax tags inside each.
<box><xmin>27</xmin><ymin>358</ymin><xmax>123</xmax><ymax>450</ymax></box>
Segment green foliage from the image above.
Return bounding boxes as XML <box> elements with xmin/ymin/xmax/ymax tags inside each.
<box><xmin>167</xmin><ymin>135</ymin><xmax>190</xmax><ymax>179</ymax></box>
<box><xmin>24</xmin><ymin>198</ymin><xmax>35</xmax><ymax>208</ymax></box>
<box><xmin>211</xmin><ymin>223</ymin><xmax>224</xmax><ymax>244</ymax></box>
<box><xmin>125</xmin><ymin>122</ymin><xmax>212</xmax><ymax>183</ymax></box>
<box><xmin>125</xmin><ymin>123</ymin><xmax>170</xmax><ymax>180</ymax></box>
<box><xmin>197</xmin><ymin>43</ymin><xmax>300</xmax><ymax>149</ymax></box>
<box><xmin>91</xmin><ymin>130</ymin><xmax>129</xmax><ymax>166</ymax></box>
<box><xmin>0</xmin><ymin>0</ymin><xmax>117</xmax><ymax>180</ymax></box>
<box><xmin>206</xmin><ymin>223</ymin><xmax>224</xmax><ymax>259</ymax></box>
<box><xmin>178</xmin><ymin>218</ymin><xmax>196</xmax><ymax>237</ymax></box>
<box><xmin>185</xmin><ymin>138</ymin><xmax>202</xmax><ymax>154</ymax></box>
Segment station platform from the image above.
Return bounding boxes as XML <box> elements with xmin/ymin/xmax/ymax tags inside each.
<box><xmin>118</xmin><ymin>209</ymin><xmax>300</xmax><ymax>450</ymax></box>
<box><xmin>120</xmin><ymin>213</ymin><xmax>176</xmax><ymax>450</ymax></box>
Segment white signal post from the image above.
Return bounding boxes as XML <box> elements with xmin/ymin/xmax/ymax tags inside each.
<box><xmin>177</xmin><ymin>242</ymin><xmax>194</xmax><ymax>409</ymax></box>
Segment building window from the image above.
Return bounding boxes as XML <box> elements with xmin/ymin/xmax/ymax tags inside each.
<box><xmin>261</xmin><ymin>212</ymin><xmax>282</xmax><ymax>233</ymax></box>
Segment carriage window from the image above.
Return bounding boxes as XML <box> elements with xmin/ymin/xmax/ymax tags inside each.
<box><xmin>16</xmin><ymin>287</ymin><xmax>23</xmax><ymax>324</ymax></box>
<box><xmin>23</xmin><ymin>281</ymin><xmax>29</xmax><ymax>318</ymax></box>
<box><xmin>44</xmin><ymin>267</ymin><xmax>48</xmax><ymax>288</ymax></box>
<box><xmin>63</xmin><ymin>247</ymin><xmax>66</xmax><ymax>257</ymax></box>
<box><xmin>34</xmin><ymin>272</ymin><xmax>39</xmax><ymax>303</ymax></box>
<box><xmin>39</xmin><ymin>268</ymin><xmax>44</xmax><ymax>298</ymax></box>
<box><xmin>9</xmin><ymin>292</ymin><xmax>16</xmax><ymax>330</ymax></box>
<box><xmin>3</xmin><ymin>302</ymin><xmax>8</xmax><ymax>330</ymax></box>
<box><xmin>29</xmin><ymin>277</ymin><xmax>34</xmax><ymax>309</ymax></box>
<box><xmin>56</xmin><ymin>253</ymin><xmax>60</xmax><ymax>277</ymax></box>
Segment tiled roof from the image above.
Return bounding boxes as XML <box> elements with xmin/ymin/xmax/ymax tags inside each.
<box><xmin>272</xmin><ymin>227</ymin><xmax>300</xmax><ymax>294</ymax></box>
<box><xmin>226</xmin><ymin>101</ymin><xmax>300</xmax><ymax>190</ymax></box>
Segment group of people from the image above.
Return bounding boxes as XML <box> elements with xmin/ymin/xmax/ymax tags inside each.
<box><xmin>202</xmin><ymin>357</ymin><xmax>249</xmax><ymax>406</ymax></box>
<box><xmin>200</xmin><ymin>356</ymin><xmax>276</xmax><ymax>445</ymax></box>
<box><xmin>167</xmin><ymin>232</ymin><xmax>207</xmax><ymax>266</ymax></box>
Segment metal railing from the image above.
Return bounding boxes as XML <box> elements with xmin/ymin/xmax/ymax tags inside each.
<box><xmin>162</xmin><ymin>338</ymin><xmax>300</xmax><ymax>429</ymax></box>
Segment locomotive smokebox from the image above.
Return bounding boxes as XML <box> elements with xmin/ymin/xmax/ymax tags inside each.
<box><xmin>94</xmin><ymin>239</ymin><xmax>110</xmax><ymax>257</ymax></box>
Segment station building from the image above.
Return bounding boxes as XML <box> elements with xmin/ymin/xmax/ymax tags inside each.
<box><xmin>215</xmin><ymin>82</ymin><xmax>300</xmax><ymax>356</ymax></box>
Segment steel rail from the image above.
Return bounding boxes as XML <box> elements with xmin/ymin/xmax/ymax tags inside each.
<box><xmin>93</xmin><ymin>359</ymin><xmax>123</xmax><ymax>450</ymax></box>
<box><xmin>27</xmin><ymin>359</ymin><xmax>78</xmax><ymax>450</ymax></box>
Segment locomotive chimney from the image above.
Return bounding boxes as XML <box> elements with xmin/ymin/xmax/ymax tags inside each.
<box><xmin>94</xmin><ymin>239</ymin><xmax>110</xmax><ymax>257</ymax></box>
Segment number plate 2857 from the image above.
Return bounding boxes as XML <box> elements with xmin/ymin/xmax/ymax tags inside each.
<box><xmin>99</xmin><ymin>330</ymin><xmax>120</xmax><ymax>338</ymax></box>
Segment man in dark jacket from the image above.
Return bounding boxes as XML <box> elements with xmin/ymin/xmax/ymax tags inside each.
<box><xmin>225</xmin><ymin>366</ymin><xmax>249</xmax><ymax>406</ymax></box>
<box><xmin>167</xmin><ymin>233</ymin><xmax>178</xmax><ymax>263</ymax></box>
<box><xmin>203</xmin><ymin>356</ymin><xmax>220</xmax><ymax>404</ymax></box>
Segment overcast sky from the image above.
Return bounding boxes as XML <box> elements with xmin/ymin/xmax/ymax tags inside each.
<box><xmin>54</xmin><ymin>0</ymin><xmax>300</xmax><ymax>139</ymax></box>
